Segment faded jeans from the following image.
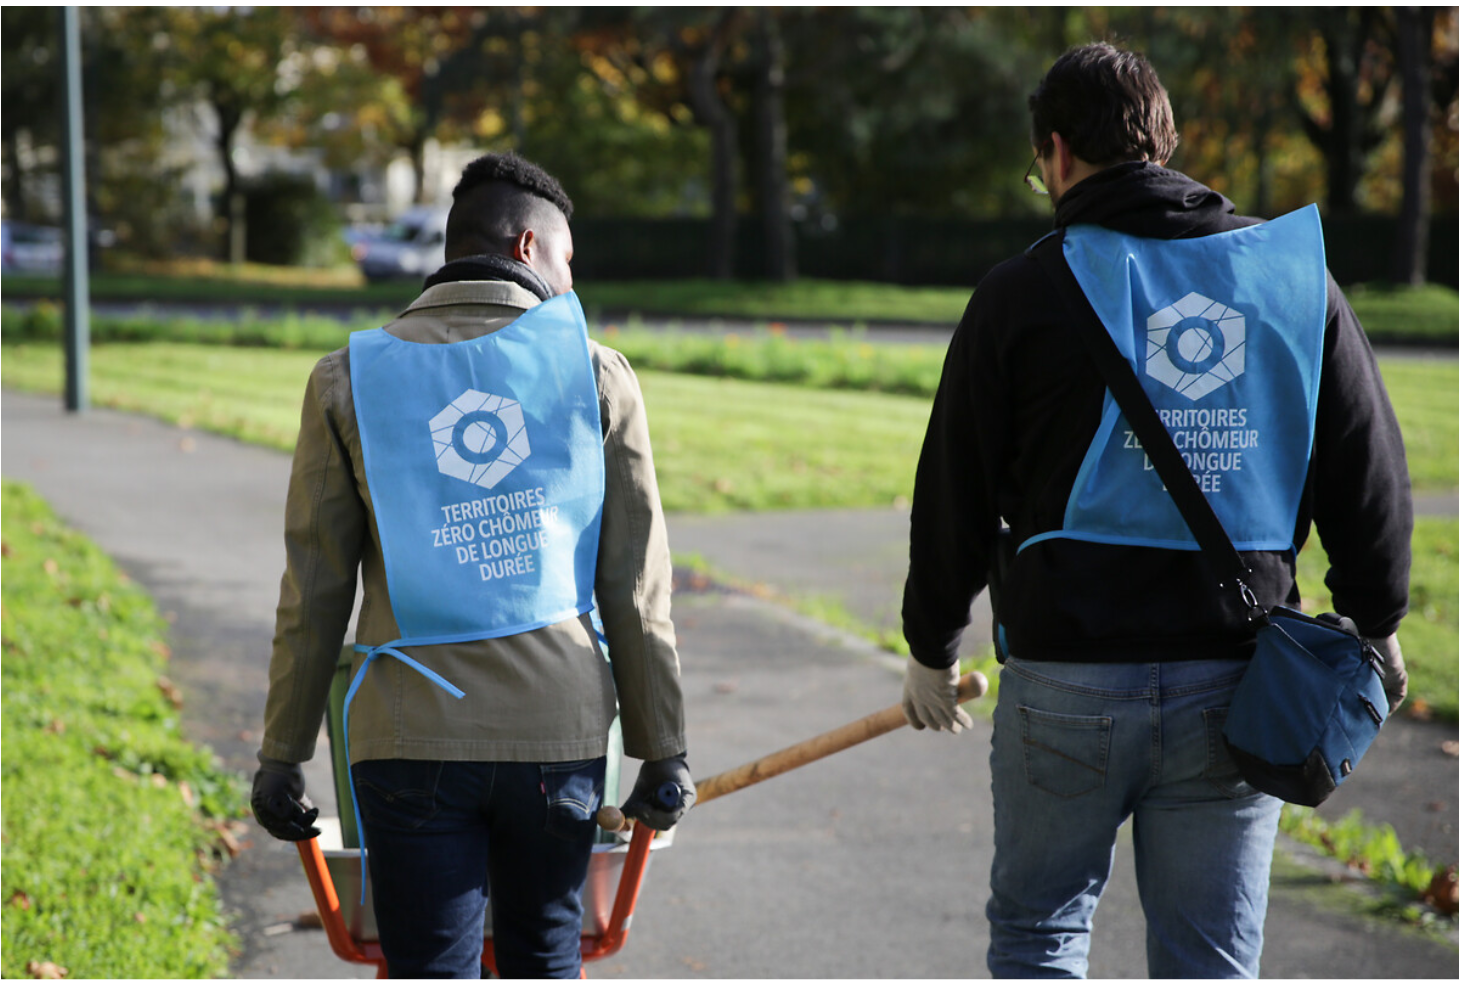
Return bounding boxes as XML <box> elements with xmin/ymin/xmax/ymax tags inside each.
<box><xmin>987</xmin><ymin>657</ymin><xmax>1282</xmax><ymax>979</ymax></box>
<box><xmin>352</xmin><ymin>757</ymin><xmax>606</xmax><ymax>979</ymax></box>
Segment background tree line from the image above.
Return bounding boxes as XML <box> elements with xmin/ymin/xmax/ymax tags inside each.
<box><xmin>3</xmin><ymin>6</ymin><xmax>1456</xmax><ymax>285</ymax></box>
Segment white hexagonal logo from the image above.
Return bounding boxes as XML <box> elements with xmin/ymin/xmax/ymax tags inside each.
<box><xmin>1145</xmin><ymin>292</ymin><xmax>1247</xmax><ymax>401</ymax></box>
<box><xmin>428</xmin><ymin>390</ymin><xmax>531</xmax><ymax>489</ymax></box>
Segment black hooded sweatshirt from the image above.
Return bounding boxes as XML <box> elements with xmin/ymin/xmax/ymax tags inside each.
<box><xmin>902</xmin><ymin>163</ymin><xmax>1412</xmax><ymax>667</ymax></box>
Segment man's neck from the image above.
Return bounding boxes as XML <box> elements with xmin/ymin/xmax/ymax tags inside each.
<box><xmin>423</xmin><ymin>253</ymin><xmax>554</xmax><ymax>301</ymax></box>
<box><xmin>1051</xmin><ymin>159</ymin><xmax>1108</xmax><ymax>209</ymax></box>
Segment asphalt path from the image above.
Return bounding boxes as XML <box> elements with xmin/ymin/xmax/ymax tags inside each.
<box><xmin>3</xmin><ymin>389</ymin><xmax>1457</xmax><ymax>978</ymax></box>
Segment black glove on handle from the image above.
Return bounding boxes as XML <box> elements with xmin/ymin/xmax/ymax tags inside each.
<box><xmin>251</xmin><ymin>753</ymin><xmax>321</xmax><ymax>841</ymax></box>
<box><xmin>621</xmin><ymin>753</ymin><xmax>695</xmax><ymax>831</ymax></box>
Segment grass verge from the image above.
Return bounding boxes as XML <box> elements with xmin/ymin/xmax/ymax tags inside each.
<box><xmin>1</xmin><ymin>340</ymin><xmax>1455</xmax><ymax>720</ymax></box>
<box><xmin>4</xmin><ymin>270</ymin><xmax>1456</xmax><ymax>344</ymax></box>
<box><xmin>1378</xmin><ymin>358</ymin><xmax>1459</xmax><ymax>493</ymax></box>
<box><xmin>0</xmin><ymin>342</ymin><xmax>932</xmax><ymax>511</ymax></box>
<box><xmin>4</xmin><ymin>305</ymin><xmax>1455</xmax><ymax>494</ymax></box>
<box><xmin>1</xmin><ymin>480</ymin><xmax>248</xmax><ymax>979</ymax></box>
<box><xmin>1296</xmin><ymin>518</ymin><xmax>1459</xmax><ymax>723</ymax></box>
<box><xmin>1280</xmin><ymin>806</ymin><xmax>1459</xmax><ymax>928</ymax></box>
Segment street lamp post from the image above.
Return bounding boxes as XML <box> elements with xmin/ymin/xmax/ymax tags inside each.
<box><xmin>59</xmin><ymin>5</ymin><xmax>90</xmax><ymax>413</ymax></box>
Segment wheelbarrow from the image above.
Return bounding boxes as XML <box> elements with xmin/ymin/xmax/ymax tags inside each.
<box><xmin>293</xmin><ymin>650</ymin><xmax>670</xmax><ymax>977</ymax></box>
<box><xmin>295</xmin><ymin>648</ymin><xmax>986</xmax><ymax>977</ymax></box>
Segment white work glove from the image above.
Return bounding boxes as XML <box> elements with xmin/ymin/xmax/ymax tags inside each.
<box><xmin>1371</xmin><ymin>634</ymin><xmax>1407</xmax><ymax>711</ymax></box>
<box><xmin>902</xmin><ymin>661</ymin><xmax>972</xmax><ymax>733</ymax></box>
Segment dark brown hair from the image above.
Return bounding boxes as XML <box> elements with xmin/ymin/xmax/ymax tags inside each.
<box><xmin>1028</xmin><ymin>42</ymin><xmax>1178</xmax><ymax>166</ymax></box>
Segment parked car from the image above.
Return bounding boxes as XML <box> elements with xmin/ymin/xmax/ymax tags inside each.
<box><xmin>352</xmin><ymin>205</ymin><xmax>449</xmax><ymax>283</ymax></box>
<box><xmin>1</xmin><ymin>220</ymin><xmax>65</xmax><ymax>276</ymax></box>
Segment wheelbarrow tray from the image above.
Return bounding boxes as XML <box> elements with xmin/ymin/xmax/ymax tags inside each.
<box><xmin>313</xmin><ymin>817</ymin><xmax>673</xmax><ymax>944</ymax></box>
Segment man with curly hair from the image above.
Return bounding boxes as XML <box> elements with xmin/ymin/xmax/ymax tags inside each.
<box><xmin>251</xmin><ymin>152</ymin><xmax>692</xmax><ymax>978</ymax></box>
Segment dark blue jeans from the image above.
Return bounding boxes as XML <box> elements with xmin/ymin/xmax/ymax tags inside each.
<box><xmin>351</xmin><ymin>757</ymin><xmax>606</xmax><ymax>979</ymax></box>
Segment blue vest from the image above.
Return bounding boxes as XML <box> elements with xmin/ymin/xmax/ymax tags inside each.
<box><xmin>340</xmin><ymin>291</ymin><xmax>604</xmax><ymax>898</ymax></box>
<box><xmin>1022</xmin><ymin>205</ymin><xmax>1328</xmax><ymax>555</ymax></box>
<box><xmin>350</xmin><ymin>291</ymin><xmax>605</xmax><ymax>644</ymax></box>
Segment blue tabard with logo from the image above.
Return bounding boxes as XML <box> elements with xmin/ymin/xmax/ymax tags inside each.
<box><xmin>339</xmin><ymin>290</ymin><xmax>604</xmax><ymax>897</ymax></box>
<box><xmin>350</xmin><ymin>290</ymin><xmax>604</xmax><ymax>644</ymax></box>
<box><xmin>1022</xmin><ymin>205</ymin><xmax>1328</xmax><ymax>555</ymax></box>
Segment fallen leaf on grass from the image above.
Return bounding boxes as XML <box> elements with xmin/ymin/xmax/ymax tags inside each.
<box><xmin>8</xmin><ymin>891</ymin><xmax>32</xmax><ymax>910</ymax></box>
<box><xmin>1421</xmin><ymin>866</ymin><xmax>1459</xmax><ymax>915</ymax></box>
<box><xmin>156</xmin><ymin>676</ymin><xmax>184</xmax><ymax>710</ymax></box>
<box><xmin>26</xmin><ymin>961</ymin><xmax>68</xmax><ymax>979</ymax></box>
<box><xmin>204</xmin><ymin>819</ymin><xmax>247</xmax><ymax>858</ymax></box>
<box><xmin>1404</xmin><ymin>698</ymin><xmax>1433</xmax><ymax>721</ymax></box>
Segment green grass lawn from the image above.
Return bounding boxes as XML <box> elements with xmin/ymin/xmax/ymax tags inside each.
<box><xmin>3</xmin><ymin>337</ymin><xmax>1455</xmax><ymax>720</ymax></box>
<box><xmin>1378</xmin><ymin>358</ymin><xmax>1459</xmax><ymax>493</ymax></box>
<box><xmin>1</xmin><ymin>481</ymin><xmax>247</xmax><ymax>978</ymax></box>
<box><xmin>1297</xmin><ymin>519</ymin><xmax>1459</xmax><ymax>722</ymax></box>
<box><xmin>0</xmin><ymin>341</ymin><xmax>927</xmax><ymax>512</ymax></box>
<box><xmin>4</xmin><ymin>269</ymin><xmax>1456</xmax><ymax>343</ymax></box>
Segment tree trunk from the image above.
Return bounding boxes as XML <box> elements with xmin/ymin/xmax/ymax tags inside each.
<box><xmin>3</xmin><ymin>135</ymin><xmax>29</xmax><ymax>221</ymax></box>
<box><xmin>212</xmin><ymin>95</ymin><xmax>244</xmax><ymax>263</ymax></box>
<box><xmin>753</xmin><ymin>11</ymin><xmax>795</xmax><ymax>282</ymax></box>
<box><xmin>1392</xmin><ymin>7</ymin><xmax>1434</xmax><ymax>286</ymax></box>
<box><xmin>686</xmin><ymin>24</ymin><xmax>738</xmax><ymax>280</ymax></box>
<box><xmin>408</xmin><ymin>131</ymin><xmax>429</xmax><ymax>205</ymax></box>
<box><xmin>1320</xmin><ymin>13</ymin><xmax>1364</xmax><ymax>215</ymax></box>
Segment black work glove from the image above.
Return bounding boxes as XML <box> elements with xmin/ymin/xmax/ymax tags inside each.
<box><xmin>621</xmin><ymin>754</ymin><xmax>695</xmax><ymax>831</ymax></box>
<box><xmin>250</xmin><ymin>753</ymin><xmax>321</xmax><ymax>841</ymax></box>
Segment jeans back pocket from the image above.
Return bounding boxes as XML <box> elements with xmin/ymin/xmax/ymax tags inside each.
<box><xmin>1018</xmin><ymin>706</ymin><xmax>1112</xmax><ymax>799</ymax></box>
<box><xmin>539</xmin><ymin>758</ymin><xmax>607</xmax><ymax>842</ymax></box>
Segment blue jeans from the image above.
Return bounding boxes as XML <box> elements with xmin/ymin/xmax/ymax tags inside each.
<box><xmin>351</xmin><ymin>757</ymin><xmax>606</xmax><ymax>979</ymax></box>
<box><xmin>987</xmin><ymin>658</ymin><xmax>1282</xmax><ymax>979</ymax></box>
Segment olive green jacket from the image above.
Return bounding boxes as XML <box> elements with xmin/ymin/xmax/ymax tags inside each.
<box><xmin>261</xmin><ymin>280</ymin><xmax>686</xmax><ymax>765</ymax></box>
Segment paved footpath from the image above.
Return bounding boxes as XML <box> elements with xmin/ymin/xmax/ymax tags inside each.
<box><xmin>4</xmin><ymin>389</ymin><xmax>1456</xmax><ymax>978</ymax></box>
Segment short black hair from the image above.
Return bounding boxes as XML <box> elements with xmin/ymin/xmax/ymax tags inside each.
<box><xmin>445</xmin><ymin>152</ymin><xmax>573</xmax><ymax>260</ymax></box>
<box><xmin>1028</xmin><ymin>42</ymin><xmax>1178</xmax><ymax>167</ymax></box>
<box><xmin>452</xmin><ymin>152</ymin><xmax>573</xmax><ymax>220</ymax></box>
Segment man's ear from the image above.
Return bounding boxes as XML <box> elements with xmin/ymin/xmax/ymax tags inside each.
<box><xmin>1050</xmin><ymin>132</ymin><xmax>1076</xmax><ymax>183</ymax></box>
<box><xmin>511</xmin><ymin>229</ymin><xmax>537</xmax><ymax>266</ymax></box>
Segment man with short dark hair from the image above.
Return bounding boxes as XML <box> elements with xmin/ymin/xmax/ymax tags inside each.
<box><xmin>900</xmin><ymin>43</ymin><xmax>1410</xmax><ymax>977</ymax></box>
<box><xmin>251</xmin><ymin>151</ymin><xmax>692</xmax><ymax>978</ymax></box>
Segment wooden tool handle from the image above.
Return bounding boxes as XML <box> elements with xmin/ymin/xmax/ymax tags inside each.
<box><xmin>695</xmin><ymin>670</ymin><xmax>986</xmax><ymax>806</ymax></box>
<box><xmin>596</xmin><ymin>670</ymin><xmax>987</xmax><ymax>831</ymax></box>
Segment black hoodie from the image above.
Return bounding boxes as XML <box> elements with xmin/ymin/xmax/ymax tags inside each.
<box><xmin>902</xmin><ymin>163</ymin><xmax>1411</xmax><ymax>666</ymax></box>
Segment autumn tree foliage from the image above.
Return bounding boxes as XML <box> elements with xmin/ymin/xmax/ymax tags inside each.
<box><xmin>4</xmin><ymin>7</ymin><xmax>1455</xmax><ymax>280</ymax></box>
